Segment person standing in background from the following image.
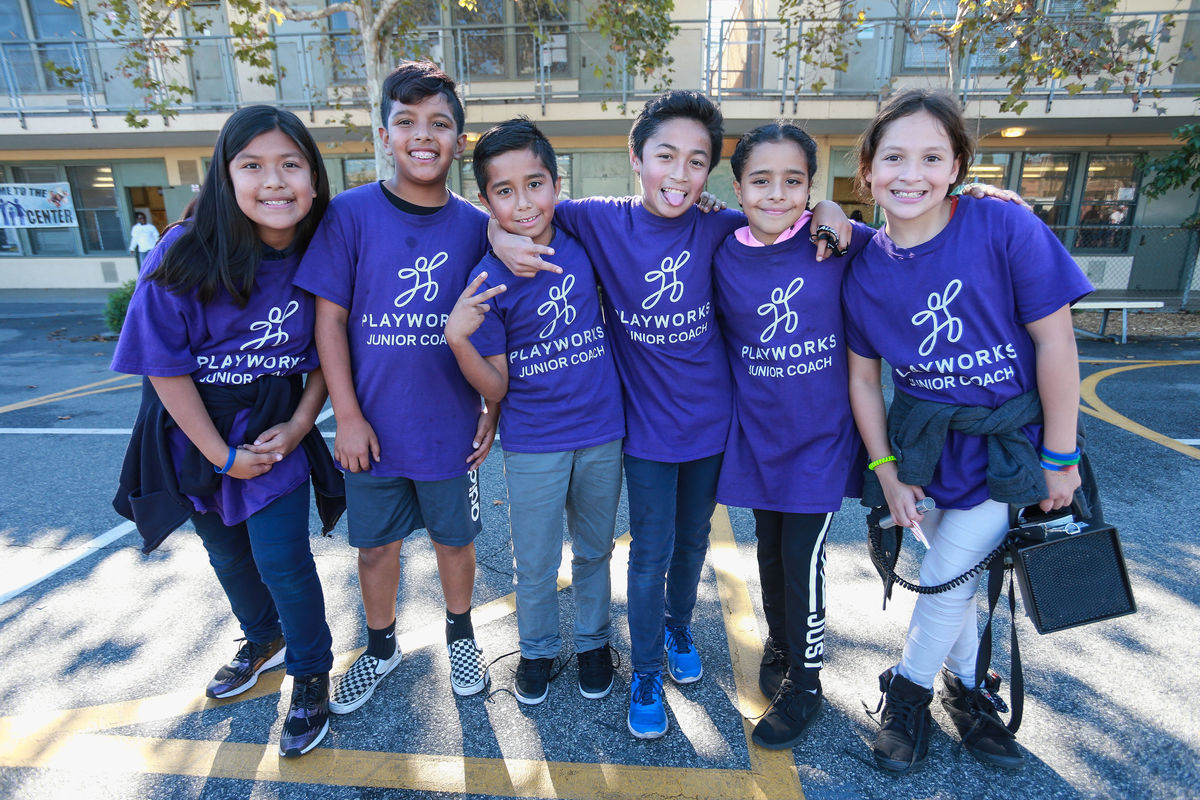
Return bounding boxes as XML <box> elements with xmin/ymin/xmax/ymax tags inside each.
<box><xmin>128</xmin><ymin>211</ymin><xmax>160</xmax><ymax>267</ymax></box>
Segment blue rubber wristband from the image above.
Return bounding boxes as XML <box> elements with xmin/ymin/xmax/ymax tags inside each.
<box><xmin>1040</xmin><ymin>445</ymin><xmax>1080</xmax><ymax>462</ymax></box>
<box><xmin>214</xmin><ymin>446</ymin><xmax>237</xmax><ymax>474</ymax></box>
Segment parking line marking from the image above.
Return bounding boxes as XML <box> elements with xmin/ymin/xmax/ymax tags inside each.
<box><xmin>0</xmin><ymin>521</ymin><xmax>795</xmax><ymax>798</ymax></box>
<box><xmin>0</xmin><ymin>521</ymin><xmax>137</xmax><ymax>605</ymax></box>
<box><xmin>710</xmin><ymin>506</ymin><xmax>804</xmax><ymax>798</ymax></box>
<box><xmin>0</xmin><ymin>380</ymin><xmax>141</xmax><ymax>415</ymax></box>
<box><xmin>1080</xmin><ymin>361</ymin><xmax>1200</xmax><ymax>461</ymax></box>
<box><xmin>0</xmin><ymin>734</ymin><xmax>774</xmax><ymax>799</ymax></box>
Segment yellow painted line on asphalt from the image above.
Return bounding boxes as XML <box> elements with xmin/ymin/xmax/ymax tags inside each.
<box><xmin>0</xmin><ymin>524</ymin><xmax>792</xmax><ymax>798</ymax></box>
<box><xmin>0</xmin><ymin>375</ymin><xmax>140</xmax><ymax>415</ymax></box>
<box><xmin>710</xmin><ymin>505</ymin><xmax>804</xmax><ymax>799</ymax></box>
<box><xmin>1080</xmin><ymin>360</ymin><xmax>1200</xmax><ymax>461</ymax></box>
<box><xmin>0</xmin><ymin>733</ymin><xmax>773</xmax><ymax>799</ymax></box>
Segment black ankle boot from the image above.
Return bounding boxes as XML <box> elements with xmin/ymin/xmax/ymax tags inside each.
<box><xmin>939</xmin><ymin>669</ymin><xmax>1024</xmax><ymax>770</ymax></box>
<box><xmin>871</xmin><ymin>669</ymin><xmax>934</xmax><ymax>774</ymax></box>
<box><xmin>751</xmin><ymin>676</ymin><xmax>822</xmax><ymax>749</ymax></box>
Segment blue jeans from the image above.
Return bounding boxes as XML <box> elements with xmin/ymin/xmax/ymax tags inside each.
<box><xmin>623</xmin><ymin>452</ymin><xmax>722</xmax><ymax>674</ymax></box>
<box><xmin>192</xmin><ymin>483</ymin><xmax>334</xmax><ymax>677</ymax></box>
<box><xmin>504</xmin><ymin>440</ymin><xmax>623</xmax><ymax>658</ymax></box>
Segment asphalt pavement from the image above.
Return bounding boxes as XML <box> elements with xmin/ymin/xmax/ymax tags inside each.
<box><xmin>0</xmin><ymin>289</ymin><xmax>1196</xmax><ymax>799</ymax></box>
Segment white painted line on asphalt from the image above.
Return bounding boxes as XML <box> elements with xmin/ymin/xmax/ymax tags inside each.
<box><xmin>0</xmin><ymin>520</ymin><xmax>137</xmax><ymax>605</ymax></box>
<box><xmin>0</xmin><ymin>428</ymin><xmax>132</xmax><ymax>435</ymax></box>
<box><xmin>316</xmin><ymin>407</ymin><xmax>334</xmax><ymax>424</ymax></box>
<box><xmin>1179</xmin><ymin>439</ymin><xmax>1200</xmax><ymax>445</ymax></box>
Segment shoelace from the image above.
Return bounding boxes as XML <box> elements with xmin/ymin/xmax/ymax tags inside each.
<box><xmin>632</xmin><ymin>672</ymin><xmax>662</xmax><ymax>705</ymax></box>
<box><xmin>667</xmin><ymin>626</ymin><xmax>694</xmax><ymax>654</ymax></box>
<box><xmin>578</xmin><ymin>644</ymin><xmax>621</xmax><ymax>674</ymax></box>
<box><xmin>291</xmin><ymin>676</ymin><xmax>324</xmax><ymax>710</ymax></box>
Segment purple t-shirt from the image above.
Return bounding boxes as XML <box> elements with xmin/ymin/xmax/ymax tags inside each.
<box><xmin>294</xmin><ymin>184</ymin><xmax>488</xmax><ymax>480</ymax></box>
<box><xmin>842</xmin><ymin>197</ymin><xmax>1094</xmax><ymax>509</ymax></box>
<box><xmin>110</xmin><ymin>225</ymin><xmax>317</xmax><ymax>525</ymax></box>
<box><xmin>554</xmin><ymin>197</ymin><xmax>742</xmax><ymax>462</ymax></box>
<box><xmin>713</xmin><ymin>221</ymin><xmax>873</xmax><ymax>513</ymax></box>
<box><xmin>469</xmin><ymin>228</ymin><xmax>624</xmax><ymax>453</ymax></box>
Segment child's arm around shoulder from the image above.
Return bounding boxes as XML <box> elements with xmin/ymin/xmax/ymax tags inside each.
<box><xmin>313</xmin><ymin>296</ymin><xmax>379</xmax><ymax>472</ymax></box>
<box><xmin>445</xmin><ymin>271</ymin><xmax>509</xmax><ymax>406</ymax></box>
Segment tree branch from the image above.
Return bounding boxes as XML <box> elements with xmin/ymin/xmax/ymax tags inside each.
<box><xmin>270</xmin><ymin>0</ymin><xmax>354</xmax><ymax>23</ymax></box>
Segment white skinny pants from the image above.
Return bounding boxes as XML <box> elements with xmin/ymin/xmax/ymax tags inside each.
<box><xmin>897</xmin><ymin>498</ymin><xmax>1010</xmax><ymax>689</ymax></box>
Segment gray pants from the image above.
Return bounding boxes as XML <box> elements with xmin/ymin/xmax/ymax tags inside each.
<box><xmin>503</xmin><ymin>439</ymin><xmax>623</xmax><ymax>659</ymax></box>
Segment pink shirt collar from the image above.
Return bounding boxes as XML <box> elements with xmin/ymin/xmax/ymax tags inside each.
<box><xmin>734</xmin><ymin>210</ymin><xmax>812</xmax><ymax>247</ymax></box>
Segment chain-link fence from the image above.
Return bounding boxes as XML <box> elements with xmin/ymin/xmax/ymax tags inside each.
<box><xmin>1056</xmin><ymin>226</ymin><xmax>1199</xmax><ymax>309</ymax></box>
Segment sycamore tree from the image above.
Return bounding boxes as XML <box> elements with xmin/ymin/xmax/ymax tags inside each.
<box><xmin>55</xmin><ymin>0</ymin><xmax>678</xmax><ymax>177</ymax></box>
<box><xmin>777</xmin><ymin>0</ymin><xmax>1185</xmax><ymax>114</ymax></box>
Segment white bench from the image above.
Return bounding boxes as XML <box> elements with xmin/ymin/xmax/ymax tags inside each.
<box><xmin>1072</xmin><ymin>300</ymin><xmax>1165</xmax><ymax>344</ymax></box>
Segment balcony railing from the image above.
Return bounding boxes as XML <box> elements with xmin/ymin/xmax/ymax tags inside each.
<box><xmin>2</xmin><ymin>11</ymin><xmax>1197</xmax><ymax>126</ymax></box>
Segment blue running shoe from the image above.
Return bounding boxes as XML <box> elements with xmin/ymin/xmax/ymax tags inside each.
<box><xmin>627</xmin><ymin>671</ymin><xmax>669</xmax><ymax>739</ymax></box>
<box><xmin>665</xmin><ymin>624</ymin><xmax>703</xmax><ymax>684</ymax></box>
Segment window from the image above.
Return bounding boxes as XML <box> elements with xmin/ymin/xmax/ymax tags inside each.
<box><xmin>964</xmin><ymin>152</ymin><xmax>1012</xmax><ymax>189</ymax></box>
<box><xmin>343</xmin><ymin>158</ymin><xmax>376</xmax><ymax>190</ymax></box>
<box><xmin>900</xmin><ymin>0</ymin><xmax>1004</xmax><ymax>74</ymax></box>
<box><xmin>829</xmin><ymin>146</ymin><xmax>875</xmax><ymax>225</ymax></box>
<box><xmin>1017</xmin><ymin>153</ymin><xmax>1075</xmax><ymax>228</ymax></box>
<box><xmin>1075</xmin><ymin>153</ymin><xmax>1138</xmax><ymax>250</ymax></box>
<box><xmin>0</xmin><ymin>0</ymin><xmax>85</xmax><ymax>93</ymax></box>
<box><xmin>67</xmin><ymin>165</ymin><xmax>123</xmax><ymax>253</ymax></box>
<box><xmin>453</xmin><ymin>0</ymin><xmax>572</xmax><ymax>82</ymax></box>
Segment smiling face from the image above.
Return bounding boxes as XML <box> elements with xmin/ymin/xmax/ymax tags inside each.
<box><xmin>379</xmin><ymin>92</ymin><xmax>467</xmax><ymax>204</ymax></box>
<box><xmin>479</xmin><ymin>147</ymin><xmax>560</xmax><ymax>247</ymax></box>
<box><xmin>866</xmin><ymin>110</ymin><xmax>961</xmax><ymax>246</ymax></box>
<box><xmin>733</xmin><ymin>140</ymin><xmax>812</xmax><ymax>245</ymax></box>
<box><xmin>630</xmin><ymin>117</ymin><xmax>712</xmax><ymax>219</ymax></box>
<box><xmin>229</xmin><ymin>127</ymin><xmax>317</xmax><ymax>250</ymax></box>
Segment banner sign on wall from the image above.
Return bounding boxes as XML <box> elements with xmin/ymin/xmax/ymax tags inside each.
<box><xmin>0</xmin><ymin>182</ymin><xmax>78</xmax><ymax>228</ymax></box>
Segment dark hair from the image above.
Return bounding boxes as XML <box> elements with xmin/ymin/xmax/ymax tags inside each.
<box><xmin>730</xmin><ymin>121</ymin><xmax>818</xmax><ymax>183</ymax></box>
<box><xmin>855</xmin><ymin>89</ymin><xmax>974</xmax><ymax>200</ymax></box>
<box><xmin>628</xmin><ymin>90</ymin><xmax>724</xmax><ymax>173</ymax></box>
<box><xmin>147</xmin><ymin>105</ymin><xmax>330</xmax><ymax>306</ymax></box>
<box><xmin>134</xmin><ymin>211</ymin><xmax>146</xmax><ymax>223</ymax></box>
<box><xmin>472</xmin><ymin>117</ymin><xmax>557</xmax><ymax>198</ymax></box>
<box><xmin>381</xmin><ymin>61</ymin><xmax>465</xmax><ymax>133</ymax></box>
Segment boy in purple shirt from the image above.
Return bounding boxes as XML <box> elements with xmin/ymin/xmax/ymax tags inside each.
<box><xmin>294</xmin><ymin>62</ymin><xmax>496</xmax><ymax>713</ymax></box>
<box><xmin>445</xmin><ymin>118</ymin><xmax>625</xmax><ymax>706</ymax></box>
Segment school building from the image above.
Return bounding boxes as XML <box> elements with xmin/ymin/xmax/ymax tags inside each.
<box><xmin>1</xmin><ymin>0</ymin><xmax>1197</xmax><ymax>304</ymax></box>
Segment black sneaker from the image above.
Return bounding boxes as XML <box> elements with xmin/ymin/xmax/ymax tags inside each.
<box><xmin>759</xmin><ymin>637</ymin><xmax>788</xmax><ymax>700</ymax></box>
<box><xmin>206</xmin><ymin>636</ymin><xmax>286</xmax><ymax>699</ymax></box>
<box><xmin>939</xmin><ymin>669</ymin><xmax>1024</xmax><ymax>770</ymax></box>
<box><xmin>577</xmin><ymin>644</ymin><xmax>615</xmax><ymax>699</ymax></box>
<box><xmin>279</xmin><ymin>673</ymin><xmax>330</xmax><ymax>758</ymax></box>
<box><xmin>752</xmin><ymin>677</ymin><xmax>823</xmax><ymax>749</ymax></box>
<box><xmin>871</xmin><ymin>669</ymin><xmax>934</xmax><ymax>774</ymax></box>
<box><xmin>515</xmin><ymin>656</ymin><xmax>556</xmax><ymax>705</ymax></box>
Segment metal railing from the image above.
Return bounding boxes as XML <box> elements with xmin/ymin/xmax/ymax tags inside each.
<box><xmin>2</xmin><ymin>10</ymin><xmax>1197</xmax><ymax>124</ymax></box>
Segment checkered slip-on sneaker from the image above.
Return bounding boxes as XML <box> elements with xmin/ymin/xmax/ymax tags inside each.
<box><xmin>328</xmin><ymin>647</ymin><xmax>403</xmax><ymax>715</ymax></box>
<box><xmin>447</xmin><ymin>638</ymin><xmax>489</xmax><ymax>696</ymax></box>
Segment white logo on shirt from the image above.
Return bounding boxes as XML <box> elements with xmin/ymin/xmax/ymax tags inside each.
<box><xmin>757</xmin><ymin>276</ymin><xmax>804</xmax><ymax>343</ymax></box>
<box><xmin>642</xmin><ymin>250</ymin><xmax>689</xmax><ymax>310</ymax></box>
<box><xmin>394</xmin><ymin>251</ymin><xmax>448</xmax><ymax>308</ymax></box>
<box><xmin>911</xmin><ymin>279</ymin><xmax>963</xmax><ymax>356</ymax></box>
<box><xmin>536</xmin><ymin>273</ymin><xmax>577</xmax><ymax>339</ymax></box>
<box><xmin>241</xmin><ymin>300</ymin><xmax>299</xmax><ymax>350</ymax></box>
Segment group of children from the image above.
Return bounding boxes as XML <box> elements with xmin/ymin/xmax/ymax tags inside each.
<box><xmin>113</xmin><ymin>59</ymin><xmax>1092</xmax><ymax>773</ymax></box>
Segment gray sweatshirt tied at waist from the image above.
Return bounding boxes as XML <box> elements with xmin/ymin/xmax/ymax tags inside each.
<box><xmin>862</xmin><ymin>389</ymin><xmax>1047</xmax><ymax>509</ymax></box>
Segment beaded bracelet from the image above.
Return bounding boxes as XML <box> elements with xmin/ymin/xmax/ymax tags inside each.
<box><xmin>214</xmin><ymin>446</ymin><xmax>237</xmax><ymax>475</ymax></box>
<box><xmin>868</xmin><ymin>455</ymin><xmax>897</xmax><ymax>471</ymax></box>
